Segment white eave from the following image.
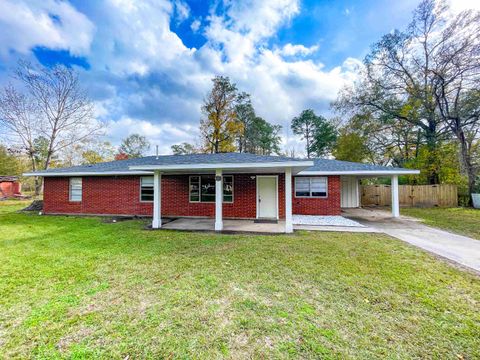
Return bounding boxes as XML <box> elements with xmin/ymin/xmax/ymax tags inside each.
<box><xmin>23</xmin><ymin>171</ymin><xmax>154</xmax><ymax>177</ymax></box>
<box><xmin>298</xmin><ymin>169</ymin><xmax>421</xmax><ymax>176</ymax></box>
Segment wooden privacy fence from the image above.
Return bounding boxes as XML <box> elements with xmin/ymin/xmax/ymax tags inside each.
<box><xmin>361</xmin><ymin>184</ymin><xmax>458</xmax><ymax>207</ymax></box>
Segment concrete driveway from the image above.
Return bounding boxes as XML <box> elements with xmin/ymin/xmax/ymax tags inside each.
<box><xmin>343</xmin><ymin>208</ymin><xmax>480</xmax><ymax>273</ymax></box>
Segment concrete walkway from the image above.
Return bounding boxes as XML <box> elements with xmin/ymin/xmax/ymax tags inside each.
<box><xmin>343</xmin><ymin>208</ymin><xmax>480</xmax><ymax>273</ymax></box>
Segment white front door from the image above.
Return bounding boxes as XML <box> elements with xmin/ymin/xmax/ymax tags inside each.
<box><xmin>257</xmin><ymin>176</ymin><xmax>277</xmax><ymax>219</ymax></box>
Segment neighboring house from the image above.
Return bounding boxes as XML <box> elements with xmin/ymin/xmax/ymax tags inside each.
<box><xmin>0</xmin><ymin>176</ymin><xmax>21</xmax><ymax>198</ymax></box>
<box><xmin>24</xmin><ymin>153</ymin><xmax>419</xmax><ymax>232</ymax></box>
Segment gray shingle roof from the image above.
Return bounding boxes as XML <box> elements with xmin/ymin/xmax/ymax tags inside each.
<box><xmin>302</xmin><ymin>158</ymin><xmax>416</xmax><ymax>173</ymax></box>
<box><xmin>26</xmin><ymin>153</ymin><xmax>306</xmax><ymax>174</ymax></box>
<box><xmin>24</xmin><ymin>153</ymin><xmax>418</xmax><ymax>175</ymax></box>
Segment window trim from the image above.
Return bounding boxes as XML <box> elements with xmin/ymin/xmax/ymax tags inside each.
<box><xmin>69</xmin><ymin>177</ymin><xmax>82</xmax><ymax>202</ymax></box>
<box><xmin>294</xmin><ymin>176</ymin><xmax>328</xmax><ymax>198</ymax></box>
<box><xmin>189</xmin><ymin>175</ymin><xmax>201</xmax><ymax>203</ymax></box>
<box><xmin>139</xmin><ymin>176</ymin><xmax>154</xmax><ymax>203</ymax></box>
<box><xmin>189</xmin><ymin>175</ymin><xmax>234</xmax><ymax>203</ymax></box>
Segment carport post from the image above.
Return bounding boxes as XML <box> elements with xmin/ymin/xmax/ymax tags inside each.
<box><xmin>215</xmin><ymin>169</ymin><xmax>223</xmax><ymax>231</ymax></box>
<box><xmin>391</xmin><ymin>174</ymin><xmax>400</xmax><ymax>218</ymax></box>
<box><xmin>285</xmin><ymin>167</ymin><xmax>293</xmax><ymax>233</ymax></box>
<box><xmin>152</xmin><ymin>170</ymin><xmax>162</xmax><ymax>228</ymax></box>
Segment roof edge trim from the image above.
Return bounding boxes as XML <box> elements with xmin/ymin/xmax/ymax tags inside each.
<box><xmin>298</xmin><ymin>170</ymin><xmax>420</xmax><ymax>175</ymax></box>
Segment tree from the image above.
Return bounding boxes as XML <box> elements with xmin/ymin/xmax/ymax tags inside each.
<box><xmin>234</xmin><ymin>92</ymin><xmax>256</xmax><ymax>153</ymax></box>
<box><xmin>0</xmin><ymin>61</ymin><xmax>102</xmax><ymax>194</ymax></box>
<box><xmin>81</xmin><ymin>141</ymin><xmax>115</xmax><ymax>165</ymax></box>
<box><xmin>291</xmin><ymin>109</ymin><xmax>336</xmax><ymax>158</ymax></box>
<box><xmin>311</xmin><ymin>118</ymin><xmax>338</xmax><ymax>157</ymax></box>
<box><xmin>81</xmin><ymin>150</ymin><xmax>104</xmax><ymax>165</ymax></box>
<box><xmin>0</xmin><ymin>85</ymin><xmax>41</xmax><ymax>193</ymax></box>
<box><xmin>200</xmin><ymin>76</ymin><xmax>242</xmax><ymax>153</ymax></box>
<box><xmin>0</xmin><ymin>145</ymin><xmax>24</xmax><ymax>176</ymax></box>
<box><xmin>333</xmin><ymin>0</ymin><xmax>480</xmax><ymax>186</ymax></box>
<box><xmin>247</xmin><ymin>117</ymin><xmax>282</xmax><ymax>155</ymax></box>
<box><xmin>13</xmin><ymin>61</ymin><xmax>101</xmax><ymax>169</ymax></box>
<box><xmin>430</xmin><ymin>5</ymin><xmax>480</xmax><ymax>194</ymax></box>
<box><xmin>291</xmin><ymin>109</ymin><xmax>317</xmax><ymax>158</ymax></box>
<box><xmin>332</xmin><ymin>129</ymin><xmax>369</xmax><ymax>163</ymax></box>
<box><xmin>171</xmin><ymin>142</ymin><xmax>198</xmax><ymax>155</ymax></box>
<box><xmin>119</xmin><ymin>134</ymin><xmax>150</xmax><ymax>158</ymax></box>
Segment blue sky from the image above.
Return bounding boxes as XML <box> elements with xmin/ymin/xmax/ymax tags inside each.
<box><xmin>0</xmin><ymin>0</ymin><xmax>475</xmax><ymax>155</ymax></box>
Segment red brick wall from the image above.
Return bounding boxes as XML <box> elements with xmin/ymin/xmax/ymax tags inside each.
<box><xmin>162</xmin><ymin>174</ymin><xmax>285</xmax><ymax>219</ymax></box>
<box><xmin>43</xmin><ymin>174</ymin><xmax>287</xmax><ymax>219</ymax></box>
<box><xmin>292</xmin><ymin>175</ymin><xmax>341</xmax><ymax>215</ymax></box>
<box><xmin>43</xmin><ymin>176</ymin><xmax>153</xmax><ymax>216</ymax></box>
<box><xmin>43</xmin><ymin>174</ymin><xmax>340</xmax><ymax>217</ymax></box>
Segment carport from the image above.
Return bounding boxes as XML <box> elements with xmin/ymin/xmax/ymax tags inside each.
<box><xmin>298</xmin><ymin>159</ymin><xmax>420</xmax><ymax>217</ymax></box>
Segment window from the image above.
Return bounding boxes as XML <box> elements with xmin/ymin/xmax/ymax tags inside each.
<box><xmin>69</xmin><ymin>177</ymin><xmax>82</xmax><ymax>201</ymax></box>
<box><xmin>189</xmin><ymin>175</ymin><xmax>233</xmax><ymax>203</ymax></box>
<box><xmin>223</xmin><ymin>175</ymin><xmax>233</xmax><ymax>202</ymax></box>
<box><xmin>189</xmin><ymin>176</ymin><xmax>200</xmax><ymax>202</ymax></box>
<box><xmin>140</xmin><ymin>176</ymin><xmax>154</xmax><ymax>202</ymax></box>
<box><xmin>295</xmin><ymin>177</ymin><xmax>327</xmax><ymax>198</ymax></box>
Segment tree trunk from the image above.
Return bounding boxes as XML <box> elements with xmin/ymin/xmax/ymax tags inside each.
<box><xmin>424</xmin><ymin>126</ymin><xmax>440</xmax><ymax>184</ymax></box>
<box><xmin>29</xmin><ymin>152</ymin><xmax>41</xmax><ymax>196</ymax></box>
<box><xmin>457</xmin><ymin>129</ymin><xmax>477</xmax><ymax>198</ymax></box>
<box><xmin>306</xmin><ymin>132</ymin><xmax>311</xmax><ymax>159</ymax></box>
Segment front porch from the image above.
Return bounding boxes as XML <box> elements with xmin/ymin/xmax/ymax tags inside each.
<box><xmin>158</xmin><ymin>215</ymin><xmax>375</xmax><ymax>234</ymax></box>
<box><xmin>162</xmin><ymin>218</ymin><xmax>286</xmax><ymax>233</ymax></box>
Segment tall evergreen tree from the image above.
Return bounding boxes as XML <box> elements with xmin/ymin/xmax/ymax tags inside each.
<box><xmin>291</xmin><ymin>109</ymin><xmax>336</xmax><ymax>158</ymax></box>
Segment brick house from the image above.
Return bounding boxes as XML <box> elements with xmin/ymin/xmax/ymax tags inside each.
<box><xmin>25</xmin><ymin>153</ymin><xmax>418</xmax><ymax>233</ymax></box>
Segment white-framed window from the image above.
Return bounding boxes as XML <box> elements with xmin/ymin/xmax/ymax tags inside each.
<box><xmin>140</xmin><ymin>176</ymin><xmax>154</xmax><ymax>202</ymax></box>
<box><xmin>189</xmin><ymin>175</ymin><xmax>234</xmax><ymax>203</ymax></box>
<box><xmin>69</xmin><ymin>177</ymin><xmax>82</xmax><ymax>202</ymax></box>
<box><xmin>295</xmin><ymin>177</ymin><xmax>328</xmax><ymax>198</ymax></box>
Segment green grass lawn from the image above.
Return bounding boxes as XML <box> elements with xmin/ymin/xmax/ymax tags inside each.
<box><xmin>402</xmin><ymin>207</ymin><xmax>480</xmax><ymax>240</ymax></box>
<box><xmin>1</xmin><ymin>201</ymin><xmax>479</xmax><ymax>359</ymax></box>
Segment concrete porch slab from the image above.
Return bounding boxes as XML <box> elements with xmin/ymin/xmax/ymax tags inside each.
<box><xmin>161</xmin><ymin>218</ymin><xmax>286</xmax><ymax>233</ymax></box>
<box><xmin>293</xmin><ymin>225</ymin><xmax>381</xmax><ymax>233</ymax></box>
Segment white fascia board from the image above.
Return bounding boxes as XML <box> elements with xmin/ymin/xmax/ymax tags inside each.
<box><xmin>297</xmin><ymin>170</ymin><xmax>420</xmax><ymax>176</ymax></box>
<box><xmin>23</xmin><ymin>171</ymin><xmax>154</xmax><ymax>177</ymax></box>
<box><xmin>129</xmin><ymin>161</ymin><xmax>314</xmax><ymax>171</ymax></box>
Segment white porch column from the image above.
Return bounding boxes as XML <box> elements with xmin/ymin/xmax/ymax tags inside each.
<box><xmin>285</xmin><ymin>167</ymin><xmax>293</xmax><ymax>233</ymax></box>
<box><xmin>215</xmin><ymin>169</ymin><xmax>223</xmax><ymax>231</ymax></box>
<box><xmin>152</xmin><ymin>171</ymin><xmax>162</xmax><ymax>228</ymax></box>
<box><xmin>391</xmin><ymin>174</ymin><xmax>400</xmax><ymax>218</ymax></box>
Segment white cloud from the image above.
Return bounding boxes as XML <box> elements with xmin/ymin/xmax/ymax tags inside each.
<box><xmin>278</xmin><ymin>43</ymin><xmax>319</xmax><ymax>57</ymax></box>
<box><xmin>0</xmin><ymin>0</ymin><xmax>363</xmax><ymax>157</ymax></box>
<box><xmin>0</xmin><ymin>0</ymin><xmax>94</xmax><ymax>57</ymax></box>
<box><xmin>204</xmin><ymin>0</ymin><xmax>300</xmax><ymax>65</ymax></box>
<box><xmin>89</xmin><ymin>0</ymin><xmax>362</xmax><ymax>155</ymax></box>
<box><xmin>190</xmin><ymin>19</ymin><xmax>201</xmax><ymax>32</ymax></box>
<box><xmin>174</xmin><ymin>0</ymin><xmax>190</xmax><ymax>23</ymax></box>
<box><xmin>449</xmin><ymin>0</ymin><xmax>480</xmax><ymax>12</ymax></box>
<box><xmin>106</xmin><ymin>117</ymin><xmax>198</xmax><ymax>154</ymax></box>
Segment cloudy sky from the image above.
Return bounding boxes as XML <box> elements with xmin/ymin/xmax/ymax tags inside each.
<box><xmin>0</xmin><ymin>0</ymin><xmax>477</xmax><ymax>155</ymax></box>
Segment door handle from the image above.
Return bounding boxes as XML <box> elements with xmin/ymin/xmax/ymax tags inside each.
<box><xmin>258</xmin><ymin>198</ymin><xmax>261</xmax><ymax>203</ymax></box>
